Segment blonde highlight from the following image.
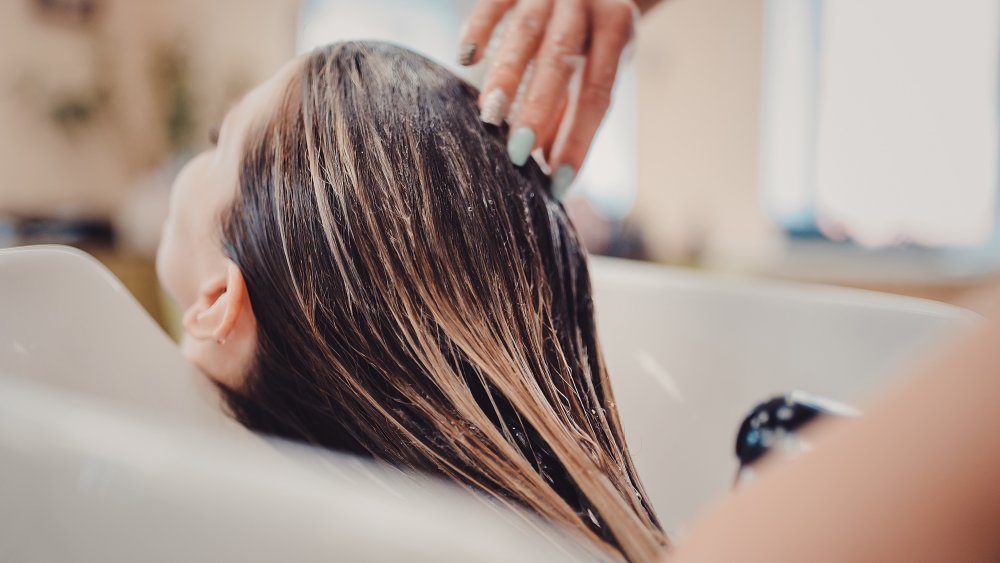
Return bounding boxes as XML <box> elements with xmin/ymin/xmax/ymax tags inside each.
<box><xmin>220</xmin><ymin>41</ymin><xmax>668</xmax><ymax>561</ymax></box>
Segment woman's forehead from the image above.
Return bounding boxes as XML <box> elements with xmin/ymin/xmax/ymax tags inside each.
<box><xmin>226</xmin><ymin>56</ymin><xmax>305</xmax><ymax>138</ymax></box>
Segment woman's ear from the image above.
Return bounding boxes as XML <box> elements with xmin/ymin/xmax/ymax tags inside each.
<box><xmin>182</xmin><ymin>261</ymin><xmax>251</xmax><ymax>345</ymax></box>
<box><xmin>180</xmin><ymin>261</ymin><xmax>257</xmax><ymax>387</ymax></box>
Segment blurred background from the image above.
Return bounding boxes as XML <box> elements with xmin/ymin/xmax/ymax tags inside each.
<box><xmin>2</xmin><ymin>0</ymin><xmax>999</xmax><ymax>327</ymax></box>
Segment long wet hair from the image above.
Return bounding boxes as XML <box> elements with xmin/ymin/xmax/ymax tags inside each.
<box><xmin>219</xmin><ymin>41</ymin><xmax>667</xmax><ymax>561</ymax></box>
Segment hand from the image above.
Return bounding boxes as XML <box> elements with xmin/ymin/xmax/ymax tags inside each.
<box><xmin>459</xmin><ymin>0</ymin><xmax>648</xmax><ymax>197</ymax></box>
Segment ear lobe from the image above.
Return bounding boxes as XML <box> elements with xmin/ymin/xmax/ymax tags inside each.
<box><xmin>182</xmin><ymin>262</ymin><xmax>251</xmax><ymax>344</ymax></box>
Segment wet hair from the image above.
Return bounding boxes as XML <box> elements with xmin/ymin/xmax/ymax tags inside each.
<box><xmin>219</xmin><ymin>41</ymin><xmax>667</xmax><ymax>561</ymax></box>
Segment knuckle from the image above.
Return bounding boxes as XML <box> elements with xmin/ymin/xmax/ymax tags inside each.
<box><xmin>548</xmin><ymin>29</ymin><xmax>585</xmax><ymax>57</ymax></box>
<box><xmin>511</xmin><ymin>7</ymin><xmax>548</xmax><ymax>37</ymax></box>
<box><xmin>517</xmin><ymin>17</ymin><xmax>546</xmax><ymax>40</ymax></box>
<box><xmin>592</xmin><ymin>63</ymin><xmax>618</xmax><ymax>87</ymax></box>
<box><xmin>536</xmin><ymin>49</ymin><xmax>574</xmax><ymax>76</ymax></box>
<box><xmin>536</xmin><ymin>40</ymin><xmax>582</xmax><ymax>73</ymax></box>
<box><xmin>580</xmin><ymin>83</ymin><xmax>613</xmax><ymax>111</ymax></box>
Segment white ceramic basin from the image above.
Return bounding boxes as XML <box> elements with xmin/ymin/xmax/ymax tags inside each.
<box><xmin>0</xmin><ymin>375</ymin><xmax>599</xmax><ymax>563</ymax></box>
<box><xmin>0</xmin><ymin>245</ymin><xmax>976</xmax><ymax>556</ymax></box>
<box><xmin>589</xmin><ymin>258</ymin><xmax>975</xmax><ymax>533</ymax></box>
<box><xmin>0</xmin><ymin>245</ymin><xmax>598</xmax><ymax>562</ymax></box>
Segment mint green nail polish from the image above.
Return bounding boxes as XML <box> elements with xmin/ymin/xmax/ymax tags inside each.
<box><xmin>507</xmin><ymin>127</ymin><xmax>535</xmax><ymax>166</ymax></box>
<box><xmin>551</xmin><ymin>164</ymin><xmax>576</xmax><ymax>199</ymax></box>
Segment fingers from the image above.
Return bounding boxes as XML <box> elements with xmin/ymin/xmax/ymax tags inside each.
<box><xmin>458</xmin><ymin>0</ymin><xmax>516</xmax><ymax>66</ymax></box>
<box><xmin>541</xmin><ymin>96</ymin><xmax>570</xmax><ymax>157</ymax></box>
<box><xmin>477</xmin><ymin>0</ymin><xmax>554</xmax><ymax>128</ymax></box>
<box><xmin>459</xmin><ymin>0</ymin><xmax>637</xmax><ymax>197</ymax></box>
<box><xmin>508</xmin><ymin>0</ymin><xmax>588</xmax><ymax>167</ymax></box>
<box><xmin>549</xmin><ymin>0</ymin><xmax>636</xmax><ymax>195</ymax></box>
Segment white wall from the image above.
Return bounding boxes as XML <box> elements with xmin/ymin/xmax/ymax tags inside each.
<box><xmin>633</xmin><ymin>0</ymin><xmax>781</xmax><ymax>268</ymax></box>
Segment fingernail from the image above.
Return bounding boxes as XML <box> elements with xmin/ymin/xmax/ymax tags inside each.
<box><xmin>458</xmin><ymin>42</ymin><xmax>477</xmax><ymax>66</ymax></box>
<box><xmin>480</xmin><ymin>89</ymin><xmax>509</xmax><ymax>126</ymax></box>
<box><xmin>507</xmin><ymin>127</ymin><xmax>536</xmax><ymax>166</ymax></box>
<box><xmin>551</xmin><ymin>164</ymin><xmax>576</xmax><ymax>199</ymax></box>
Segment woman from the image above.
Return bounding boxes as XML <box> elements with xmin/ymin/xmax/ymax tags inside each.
<box><xmin>157</xmin><ymin>41</ymin><xmax>667</xmax><ymax>562</ymax></box>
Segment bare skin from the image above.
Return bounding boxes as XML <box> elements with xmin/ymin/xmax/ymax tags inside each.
<box><xmin>669</xmin><ymin>317</ymin><xmax>1000</xmax><ymax>562</ymax></box>
<box><xmin>156</xmin><ymin>57</ymin><xmax>303</xmax><ymax>388</ymax></box>
<box><xmin>458</xmin><ymin>0</ymin><xmax>664</xmax><ymax>193</ymax></box>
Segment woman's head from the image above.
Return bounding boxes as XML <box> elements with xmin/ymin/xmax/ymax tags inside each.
<box><xmin>157</xmin><ymin>41</ymin><xmax>666</xmax><ymax>561</ymax></box>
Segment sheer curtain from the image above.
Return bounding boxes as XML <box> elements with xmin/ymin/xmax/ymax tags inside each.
<box><xmin>760</xmin><ymin>0</ymin><xmax>999</xmax><ymax>248</ymax></box>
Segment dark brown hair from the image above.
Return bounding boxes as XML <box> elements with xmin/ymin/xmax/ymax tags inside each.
<box><xmin>219</xmin><ymin>41</ymin><xmax>667</xmax><ymax>561</ymax></box>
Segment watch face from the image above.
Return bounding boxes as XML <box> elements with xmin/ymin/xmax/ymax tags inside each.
<box><xmin>734</xmin><ymin>391</ymin><xmax>860</xmax><ymax>479</ymax></box>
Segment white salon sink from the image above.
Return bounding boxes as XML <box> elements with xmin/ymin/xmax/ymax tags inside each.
<box><xmin>589</xmin><ymin>257</ymin><xmax>974</xmax><ymax>533</ymax></box>
<box><xmin>0</xmin><ymin>245</ymin><xmax>975</xmax><ymax>558</ymax></box>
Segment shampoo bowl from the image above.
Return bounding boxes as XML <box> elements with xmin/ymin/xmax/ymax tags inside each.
<box><xmin>0</xmin><ymin>245</ymin><xmax>975</xmax><ymax>557</ymax></box>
